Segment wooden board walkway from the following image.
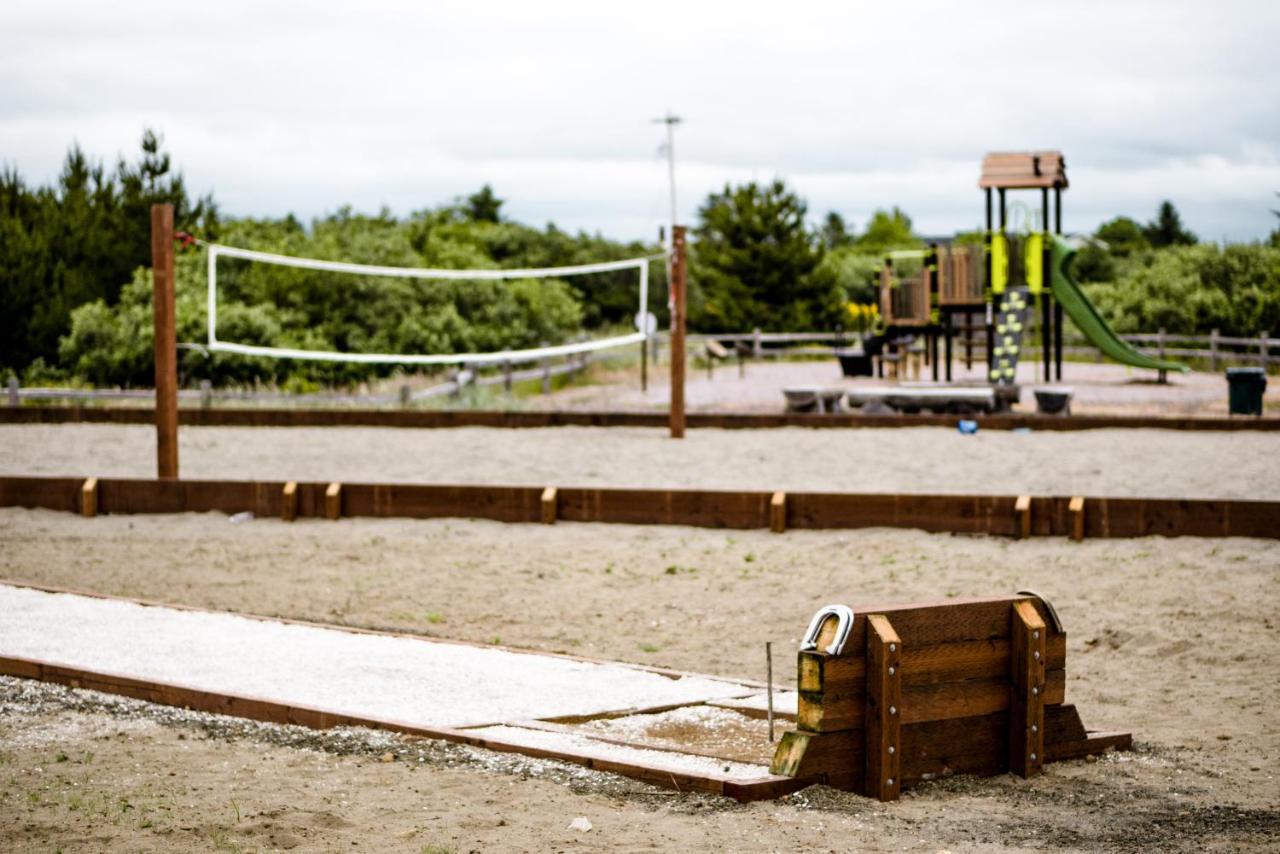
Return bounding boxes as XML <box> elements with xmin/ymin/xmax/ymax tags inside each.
<box><xmin>1</xmin><ymin>475</ymin><xmax>1276</xmax><ymax>540</ymax></box>
<box><xmin>2</xmin><ymin>405</ymin><xmax>1278</xmax><ymax>431</ymax></box>
<box><xmin>0</xmin><ymin>583</ymin><xmax>800</xmax><ymax>800</ymax></box>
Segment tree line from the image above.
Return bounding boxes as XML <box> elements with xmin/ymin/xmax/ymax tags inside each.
<box><xmin>3</xmin><ymin>130</ymin><xmax>1279</xmax><ymax>388</ymax></box>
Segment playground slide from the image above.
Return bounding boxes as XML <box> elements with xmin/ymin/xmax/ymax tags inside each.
<box><xmin>1050</xmin><ymin>237</ymin><xmax>1188</xmax><ymax>374</ymax></box>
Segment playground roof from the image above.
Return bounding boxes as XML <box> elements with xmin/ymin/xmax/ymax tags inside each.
<box><xmin>979</xmin><ymin>151</ymin><xmax>1068</xmax><ymax>190</ymax></box>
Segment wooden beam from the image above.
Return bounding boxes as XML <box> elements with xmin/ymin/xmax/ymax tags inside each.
<box><xmin>1068</xmin><ymin>496</ymin><xmax>1085</xmax><ymax>541</ymax></box>
<box><xmin>770</xmin><ymin>491</ymin><xmax>786</xmax><ymax>533</ymax></box>
<box><xmin>669</xmin><ymin>225</ymin><xmax>687</xmax><ymax>439</ymax></box>
<box><xmin>150</xmin><ymin>203</ymin><xmax>179</xmax><ymax>479</ymax></box>
<box><xmin>540</xmin><ymin>486</ymin><xmax>557</xmax><ymax>525</ymax></box>
<box><xmin>1014</xmin><ymin>495</ymin><xmax>1031</xmax><ymax>539</ymax></box>
<box><xmin>282</xmin><ymin>481</ymin><xmax>298</xmax><ymax>522</ymax></box>
<box><xmin>1009</xmin><ymin>600</ymin><xmax>1047</xmax><ymax>777</ymax></box>
<box><xmin>324</xmin><ymin>482</ymin><xmax>342</xmax><ymax>520</ymax></box>
<box><xmin>80</xmin><ymin>477</ymin><xmax>98</xmax><ymax>518</ymax></box>
<box><xmin>865</xmin><ymin>613</ymin><xmax>902</xmax><ymax>801</ymax></box>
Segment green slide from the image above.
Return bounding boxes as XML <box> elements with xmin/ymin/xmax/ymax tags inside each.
<box><xmin>1049</xmin><ymin>237</ymin><xmax>1188</xmax><ymax>374</ymax></box>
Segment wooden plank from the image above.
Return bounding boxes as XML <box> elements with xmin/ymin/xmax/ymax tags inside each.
<box><xmin>0</xmin><ymin>476</ymin><xmax>84</xmax><ymax>512</ymax></box>
<box><xmin>541</xmin><ymin>486</ymin><xmax>557</xmax><ymax>525</ymax></box>
<box><xmin>1009</xmin><ymin>599</ymin><xmax>1047</xmax><ymax>777</ymax></box>
<box><xmin>769</xmin><ymin>728</ymin><xmax>864</xmax><ymax>790</ymax></box>
<box><xmin>770</xmin><ymin>491</ymin><xmax>786</xmax><ymax>533</ymax></box>
<box><xmin>80</xmin><ymin>477</ymin><xmax>97</xmax><ymax>518</ymax></box>
<box><xmin>282</xmin><ymin>481</ymin><xmax>298</xmax><ymax>523</ymax></box>
<box><xmin>669</xmin><ymin>225</ymin><xmax>687</xmax><ymax>439</ymax></box>
<box><xmin>5</xmin><ymin>405</ymin><xmax>1280</xmax><ymax>432</ymax></box>
<box><xmin>1015</xmin><ymin>495</ymin><xmax>1032</xmax><ymax>540</ymax></box>
<box><xmin>1068</xmin><ymin>496</ymin><xmax>1085</xmax><ymax>541</ymax></box>
<box><xmin>325</xmin><ymin>482</ymin><xmax>342</xmax><ymax>520</ymax></box>
<box><xmin>865</xmin><ymin>614</ymin><xmax>902</xmax><ymax>801</ymax></box>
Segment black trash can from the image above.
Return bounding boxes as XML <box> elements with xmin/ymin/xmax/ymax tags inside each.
<box><xmin>1226</xmin><ymin>367</ymin><xmax>1267</xmax><ymax>415</ymax></box>
<box><xmin>836</xmin><ymin>349</ymin><xmax>874</xmax><ymax>377</ymax></box>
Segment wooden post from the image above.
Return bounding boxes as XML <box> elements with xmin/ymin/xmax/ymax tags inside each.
<box><xmin>80</xmin><ymin>478</ymin><xmax>98</xmax><ymax>518</ymax></box>
<box><xmin>503</xmin><ymin>361</ymin><xmax>513</xmax><ymax>394</ymax></box>
<box><xmin>1261</xmin><ymin>331</ymin><xmax>1270</xmax><ymax>371</ymax></box>
<box><xmin>752</xmin><ymin>327</ymin><xmax>762</xmax><ymax>359</ymax></box>
<box><xmin>324</xmin><ymin>482</ymin><xmax>342</xmax><ymax>520</ymax></box>
<box><xmin>6</xmin><ymin>374</ymin><xmax>18</xmax><ymax>407</ymax></box>
<box><xmin>1009</xmin><ymin>600</ymin><xmax>1047</xmax><ymax>777</ymax></box>
<box><xmin>540</xmin><ymin>486</ymin><xmax>557</xmax><ymax>525</ymax></box>
<box><xmin>865</xmin><ymin>614</ymin><xmax>902</xmax><ymax>802</ymax></box>
<box><xmin>640</xmin><ymin>337</ymin><xmax>648</xmax><ymax>392</ymax></box>
<box><xmin>282</xmin><ymin>481</ymin><xmax>298</xmax><ymax>522</ymax></box>
<box><xmin>769</xmin><ymin>491</ymin><xmax>786</xmax><ymax>534</ymax></box>
<box><xmin>1209</xmin><ymin>328</ymin><xmax>1219</xmax><ymax>371</ymax></box>
<box><xmin>669</xmin><ymin>225</ymin><xmax>687</xmax><ymax>439</ymax></box>
<box><xmin>1015</xmin><ymin>495</ymin><xmax>1032</xmax><ymax>539</ymax></box>
<box><xmin>151</xmin><ymin>203</ymin><xmax>179</xmax><ymax>479</ymax></box>
<box><xmin>1068</xmin><ymin>496</ymin><xmax>1085</xmax><ymax>542</ymax></box>
<box><xmin>1157</xmin><ymin>327</ymin><xmax>1166</xmax><ymax>362</ymax></box>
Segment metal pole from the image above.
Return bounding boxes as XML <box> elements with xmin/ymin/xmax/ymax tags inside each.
<box><xmin>766</xmin><ymin>641</ymin><xmax>775</xmax><ymax>743</ymax></box>
<box><xmin>151</xmin><ymin>203</ymin><xmax>179</xmax><ymax>479</ymax></box>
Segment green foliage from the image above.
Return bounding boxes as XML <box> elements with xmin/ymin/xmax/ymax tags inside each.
<box><xmin>689</xmin><ymin>179</ymin><xmax>843</xmax><ymax>331</ymax></box>
<box><xmin>0</xmin><ymin>130</ymin><xmax>216</xmax><ymax>373</ymax></box>
<box><xmin>1143</xmin><ymin>200</ymin><xmax>1196</xmax><ymax>247</ymax></box>
<box><xmin>1080</xmin><ymin>244</ymin><xmax>1280</xmax><ymax>337</ymax></box>
<box><xmin>820</xmin><ymin>211</ymin><xmax>853</xmax><ymax>249</ymax></box>
<box><xmin>1095</xmin><ymin>216</ymin><xmax>1150</xmax><ymax>257</ymax></box>
<box><xmin>816</xmin><ymin>246</ymin><xmax>881</xmax><ymax>305</ymax></box>
<box><xmin>854</xmin><ymin>207</ymin><xmax>922</xmax><ymax>255</ymax></box>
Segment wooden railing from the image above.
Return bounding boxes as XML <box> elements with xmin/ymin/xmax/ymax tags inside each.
<box><xmin>1060</xmin><ymin>328</ymin><xmax>1276</xmax><ymax>371</ymax></box>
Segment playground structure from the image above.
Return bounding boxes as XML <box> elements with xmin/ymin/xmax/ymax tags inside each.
<box><xmin>874</xmin><ymin>151</ymin><xmax>1188</xmax><ymax>387</ymax></box>
<box><xmin>770</xmin><ymin>595</ymin><xmax>1130</xmax><ymax>800</ymax></box>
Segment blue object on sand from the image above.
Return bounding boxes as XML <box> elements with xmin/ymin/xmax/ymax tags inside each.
<box><xmin>957</xmin><ymin>419</ymin><xmax>978</xmax><ymax>435</ymax></box>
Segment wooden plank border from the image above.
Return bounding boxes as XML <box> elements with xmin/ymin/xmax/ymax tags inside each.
<box><xmin>3</xmin><ymin>405</ymin><xmax>1278</xmax><ymax>431</ymax></box>
<box><xmin>0</xmin><ymin>476</ymin><xmax>1275</xmax><ymax>539</ymax></box>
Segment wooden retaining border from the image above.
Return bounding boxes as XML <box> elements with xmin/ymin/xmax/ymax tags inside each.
<box><xmin>1</xmin><ymin>476</ymin><xmax>1276</xmax><ymax>539</ymax></box>
<box><xmin>2</xmin><ymin>405</ymin><xmax>1278</xmax><ymax>431</ymax></box>
<box><xmin>0</xmin><ymin>581</ymin><xmax>801</xmax><ymax>801</ymax></box>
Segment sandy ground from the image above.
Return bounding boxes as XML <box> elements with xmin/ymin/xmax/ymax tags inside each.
<box><xmin>2</xmin><ymin>508</ymin><xmax>1278</xmax><ymax>851</ymax></box>
<box><xmin>5</xmin><ymin>422</ymin><xmax>1280</xmax><ymax>499</ymax></box>
<box><xmin>529</xmin><ymin>358</ymin><xmax>1280</xmax><ymax>417</ymax></box>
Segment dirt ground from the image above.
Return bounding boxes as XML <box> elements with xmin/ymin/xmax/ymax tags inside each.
<box><xmin>2</xmin><ymin>508</ymin><xmax>1278</xmax><ymax>851</ymax></box>
<box><xmin>5</xmin><ymin>422</ymin><xmax>1280</xmax><ymax>499</ymax></box>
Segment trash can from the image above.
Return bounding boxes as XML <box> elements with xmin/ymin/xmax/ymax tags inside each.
<box><xmin>1226</xmin><ymin>367</ymin><xmax>1267</xmax><ymax>415</ymax></box>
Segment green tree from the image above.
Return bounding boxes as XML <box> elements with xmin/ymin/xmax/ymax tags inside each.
<box><xmin>1143</xmin><ymin>200</ymin><xmax>1196</xmax><ymax>247</ymax></box>
<box><xmin>820</xmin><ymin>211</ymin><xmax>853</xmax><ymax>249</ymax></box>
<box><xmin>1095</xmin><ymin>216</ymin><xmax>1150</xmax><ymax>257</ymax></box>
<box><xmin>689</xmin><ymin>179</ymin><xmax>841</xmax><ymax>331</ymax></box>
<box><xmin>465</xmin><ymin>184</ymin><xmax>503</xmax><ymax>223</ymax></box>
<box><xmin>855</xmin><ymin>207</ymin><xmax>921</xmax><ymax>255</ymax></box>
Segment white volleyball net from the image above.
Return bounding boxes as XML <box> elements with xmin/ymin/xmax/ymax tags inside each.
<box><xmin>199</xmin><ymin>241</ymin><xmax>655</xmax><ymax>366</ymax></box>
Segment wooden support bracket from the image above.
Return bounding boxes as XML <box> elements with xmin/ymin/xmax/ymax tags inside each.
<box><xmin>865</xmin><ymin>613</ymin><xmax>902</xmax><ymax>801</ymax></box>
<box><xmin>282</xmin><ymin>481</ymin><xmax>298</xmax><ymax>523</ymax></box>
<box><xmin>770</xmin><ymin>491</ymin><xmax>786</xmax><ymax>533</ymax></box>
<box><xmin>324</xmin><ymin>482</ymin><xmax>342</xmax><ymax>521</ymax></box>
<box><xmin>1068</xmin><ymin>496</ymin><xmax>1084</xmax><ymax>541</ymax></box>
<box><xmin>541</xmin><ymin>486</ymin><xmax>557</xmax><ymax>525</ymax></box>
<box><xmin>1010</xmin><ymin>599</ymin><xmax>1047</xmax><ymax>777</ymax></box>
<box><xmin>1014</xmin><ymin>494</ymin><xmax>1031</xmax><ymax>539</ymax></box>
<box><xmin>80</xmin><ymin>477</ymin><xmax>98</xmax><ymax>518</ymax></box>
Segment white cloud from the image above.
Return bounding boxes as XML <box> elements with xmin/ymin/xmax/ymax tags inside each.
<box><xmin>2</xmin><ymin>0</ymin><xmax>1278</xmax><ymax>240</ymax></box>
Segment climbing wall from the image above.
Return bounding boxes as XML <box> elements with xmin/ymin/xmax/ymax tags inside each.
<box><xmin>989</xmin><ymin>287</ymin><xmax>1030</xmax><ymax>385</ymax></box>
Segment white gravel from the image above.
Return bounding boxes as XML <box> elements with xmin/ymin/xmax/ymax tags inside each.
<box><xmin>0</xmin><ymin>585</ymin><xmax>753</xmax><ymax>728</ymax></box>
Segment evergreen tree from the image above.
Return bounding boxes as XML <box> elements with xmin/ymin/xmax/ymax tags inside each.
<box><xmin>820</xmin><ymin>211</ymin><xmax>853</xmax><ymax>249</ymax></box>
<box><xmin>1143</xmin><ymin>200</ymin><xmax>1196</xmax><ymax>247</ymax></box>
<box><xmin>689</xmin><ymin>179</ymin><xmax>841</xmax><ymax>331</ymax></box>
<box><xmin>465</xmin><ymin>184</ymin><xmax>503</xmax><ymax>223</ymax></box>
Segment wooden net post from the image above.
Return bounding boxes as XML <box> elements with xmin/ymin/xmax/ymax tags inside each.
<box><xmin>669</xmin><ymin>225</ymin><xmax>687</xmax><ymax>439</ymax></box>
<box><xmin>151</xmin><ymin>204</ymin><xmax>179</xmax><ymax>479</ymax></box>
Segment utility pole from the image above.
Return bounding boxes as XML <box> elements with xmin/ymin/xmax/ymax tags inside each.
<box><xmin>653</xmin><ymin>113</ymin><xmax>681</xmax><ymax>251</ymax></box>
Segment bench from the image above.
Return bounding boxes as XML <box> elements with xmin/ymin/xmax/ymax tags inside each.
<box><xmin>783</xmin><ymin>387</ymin><xmax>846</xmax><ymax>414</ymax></box>
<box><xmin>770</xmin><ymin>594</ymin><xmax>1130</xmax><ymax>800</ymax></box>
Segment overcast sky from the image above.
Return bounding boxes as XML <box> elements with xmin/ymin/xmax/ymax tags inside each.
<box><xmin>4</xmin><ymin>1</ymin><xmax>1279</xmax><ymax>242</ymax></box>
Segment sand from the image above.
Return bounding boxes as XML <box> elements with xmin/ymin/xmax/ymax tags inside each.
<box><xmin>5</xmin><ymin>421</ymin><xmax>1280</xmax><ymax>499</ymax></box>
<box><xmin>1</xmin><ymin>506</ymin><xmax>1278</xmax><ymax>850</ymax></box>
